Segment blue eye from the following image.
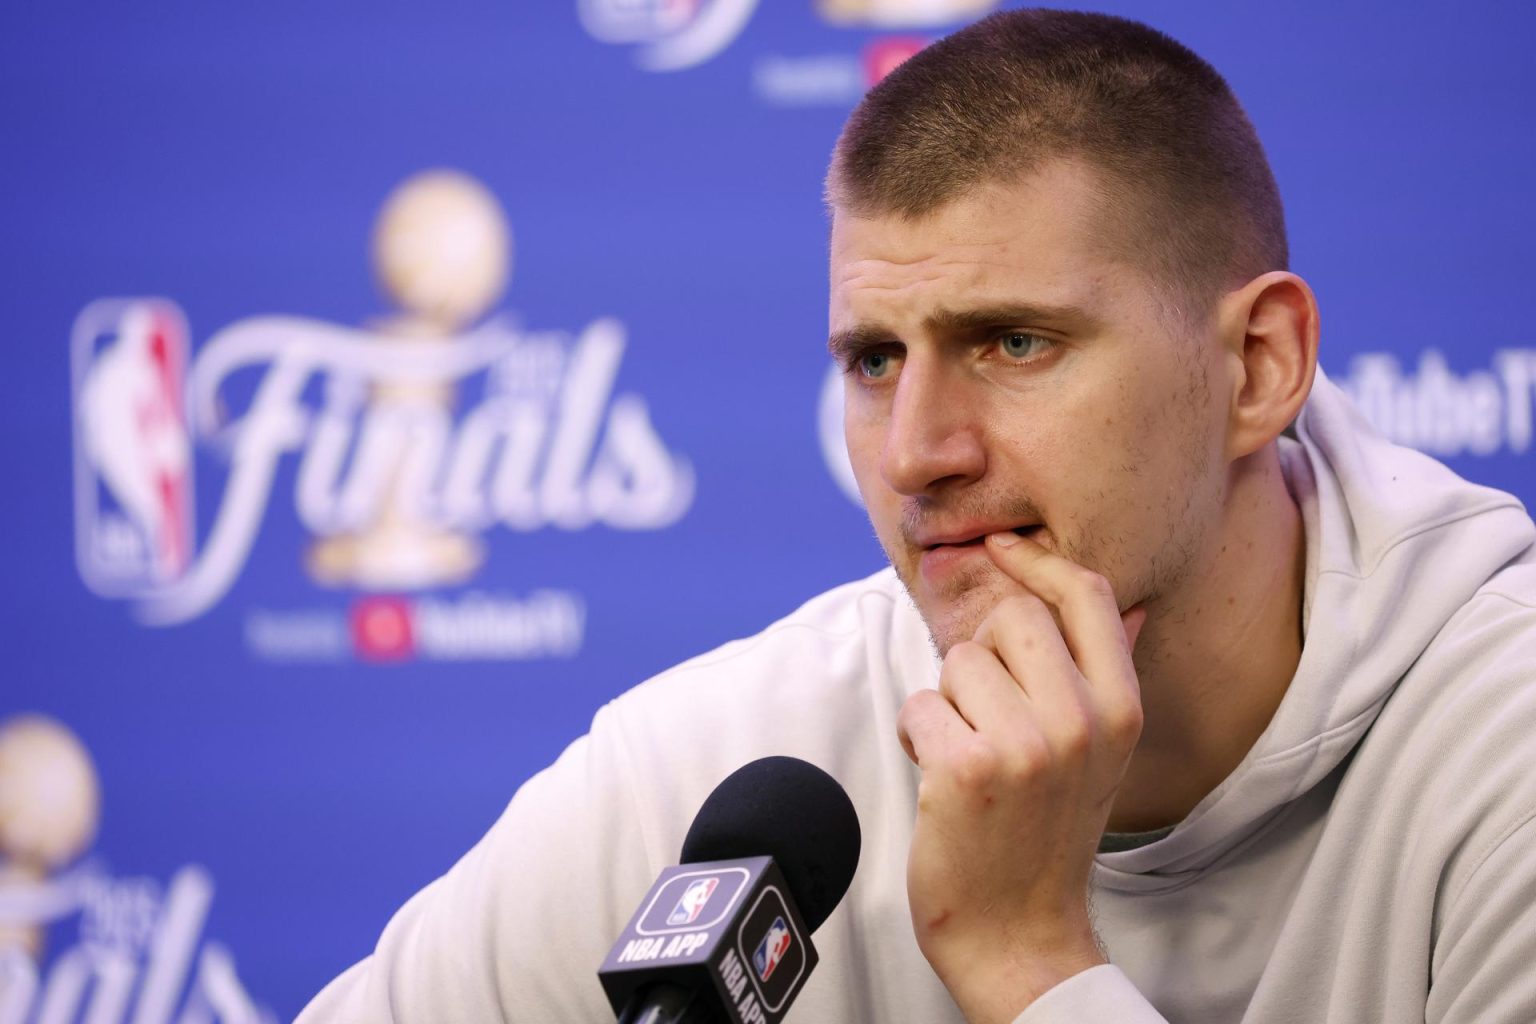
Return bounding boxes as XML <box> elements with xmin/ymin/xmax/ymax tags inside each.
<box><xmin>999</xmin><ymin>332</ymin><xmax>1050</xmax><ymax>360</ymax></box>
<box><xmin>858</xmin><ymin>352</ymin><xmax>892</xmax><ymax>378</ymax></box>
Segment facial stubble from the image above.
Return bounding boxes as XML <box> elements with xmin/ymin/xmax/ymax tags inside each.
<box><xmin>885</xmin><ymin>356</ymin><xmax>1218</xmax><ymax>659</ymax></box>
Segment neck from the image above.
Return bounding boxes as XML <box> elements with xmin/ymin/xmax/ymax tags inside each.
<box><xmin>1106</xmin><ymin>443</ymin><xmax>1306</xmax><ymax>833</ymax></box>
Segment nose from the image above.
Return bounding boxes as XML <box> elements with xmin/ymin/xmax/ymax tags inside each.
<box><xmin>878</xmin><ymin>359</ymin><xmax>986</xmax><ymax>496</ymax></box>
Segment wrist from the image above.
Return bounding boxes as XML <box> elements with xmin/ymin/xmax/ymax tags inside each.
<box><xmin>943</xmin><ymin>934</ymin><xmax>1107</xmax><ymax>1024</ymax></box>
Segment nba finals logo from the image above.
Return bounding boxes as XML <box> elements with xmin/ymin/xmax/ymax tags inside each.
<box><xmin>815</xmin><ymin>0</ymin><xmax>996</xmax><ymax>27</ymax></box>
<box><xmin>579</xmin><ymin>0</ymin><xmax>759</xmax><ymax>70</ymax></box>
<box><xmin>0</xmin><ymin>714</ymin><xmax>273</xmax><ymax>1022</ymax></box>
<box><xmin>752</xmin><ymin>0</ymin><xmax>994</xmax><ymax>107</ymax></box>
<box><xmin>71</xmin><ymin>169</ymin><xmax>695</xmax><ymax>637</ymax></box>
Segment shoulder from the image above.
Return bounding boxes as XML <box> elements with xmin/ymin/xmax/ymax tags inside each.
<box><xmin>1376</xmin><ymin>553</ymin><xmax>1536</xmax><ymax>741</ymax></box>
<box><xmin>1420</xmin><ymin>567</ymin><xmax>1536</xmax><ymax>1008</ymax></box>
<box><xmin>1405</xmin><ymin>555</ymin><xmax>1536</xmax><ymax>730</ymax></box>
<box><xmin>1360</xmin><ymin>556</ymin><xmax>1536</xmax><ymax>900</ymax></box>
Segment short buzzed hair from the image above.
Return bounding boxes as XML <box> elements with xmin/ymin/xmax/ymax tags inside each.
<box><xmin>827</xmin><ymin>9</ymin><xmax>1287</xmax><ymax>316</ymax></box>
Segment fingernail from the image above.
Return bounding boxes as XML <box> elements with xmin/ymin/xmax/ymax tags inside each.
<box><xmin>987</xmin><ymin>531</ymin><xmax>1021</xmax><ymax>548</ymax></box>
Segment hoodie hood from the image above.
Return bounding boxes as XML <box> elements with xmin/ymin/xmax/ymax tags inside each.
<box><xmin>1096</xmin><ymin>366</ymin><xmax>1535</xmax><ymax>890</ymax></box>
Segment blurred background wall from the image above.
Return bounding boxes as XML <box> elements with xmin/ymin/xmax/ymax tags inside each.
<box><xmin>2</xmin><ymin>1</ymin><xmax>1533</xmax><ymax>1020</ymax></box>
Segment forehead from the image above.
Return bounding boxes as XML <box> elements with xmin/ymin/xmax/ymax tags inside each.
<box><xmin>829</xmin><ymin>161</ymin><xmax>1136</xmax><ymax>327</ymax></box>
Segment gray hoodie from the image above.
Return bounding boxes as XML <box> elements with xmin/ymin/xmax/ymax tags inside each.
<box><xmin>299</xmin><ymin>370</ymin><xmax>1536</xmax><ymax>1023</ymax></box>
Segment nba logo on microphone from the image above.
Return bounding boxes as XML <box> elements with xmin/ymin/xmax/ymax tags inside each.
<box><xmin>666</xmin><ymin>876</ymin><xmax>719</xmax><ymax>926</ymax></box>
<box><xmin>753</xmin><ymin>915</ymin><xmax>792</xmax><ymax>982</ymax></box>
<box><xmin>71</xmin><ymin>298</ymin><xmax>195</xmax><ymax>597</ymax></box>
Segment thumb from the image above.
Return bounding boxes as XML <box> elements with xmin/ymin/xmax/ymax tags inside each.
<box><xmin>1121</xmin><ymin>604</ymin><xmax>1149</xmax><ymax>653</ymax></box>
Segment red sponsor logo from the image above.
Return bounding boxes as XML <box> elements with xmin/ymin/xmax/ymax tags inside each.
<box><xmin>864</xmin><ymin>36</ymin><xmax>927</xmax><ymax>86</ymax></box>
<box><xmin>351</xmin><ymin>597</ymin><xmax>415</xmax><ymax>661</ymax></box>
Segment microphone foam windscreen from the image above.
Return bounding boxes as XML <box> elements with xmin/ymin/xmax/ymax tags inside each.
<box><xmin>680</xmin><ymin>755</ymin><xmax>861</xmax><ymax>934</ymax></box>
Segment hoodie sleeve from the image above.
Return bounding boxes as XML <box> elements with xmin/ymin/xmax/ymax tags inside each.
<box><xmin>1012</xmin><ymin>965</ymin><xmax>1169</xmax><ymax>1024</ymax></box>
<box><xmin>1428</xmin><ymin>813</ymin><xmax>1536</xmax><ymax>1022</ymax></box>
<box><xmin>294</xmin><ymin>702</ymin><xmax>656</xmax><ymax>1024</ymax></box>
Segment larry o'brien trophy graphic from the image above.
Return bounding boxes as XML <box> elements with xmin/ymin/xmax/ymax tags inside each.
<box><xmin>0</xmin><ymin>715</ymin><xmax>99</xmax><ymax>961</ymax></box>
<box><xmin>306</xmin><ymin>170</ymin><xmax>508</xmax><ymax>590</ymax></box>
<box><xmin>0</xmin><ymin>714</ymin><xmax>272</xmax><ymax>1022</ymax></box>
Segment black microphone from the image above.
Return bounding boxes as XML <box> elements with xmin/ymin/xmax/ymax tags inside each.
<box><xmin>598</xmin><ymin>756</ymin><xmax>862</xmax><ymax>1024</ymax></box>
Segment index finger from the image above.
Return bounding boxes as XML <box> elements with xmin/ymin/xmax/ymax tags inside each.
<box><xmin>981</xmin><ymin>530</ymin><xmax>1142</xmax><ymax>695</ymax></box>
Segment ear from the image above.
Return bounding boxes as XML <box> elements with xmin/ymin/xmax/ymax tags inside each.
<box><xmin>1217</xmin><ymin>271</ymin><xmax>1319</xmax><ymax>460</ymax></box>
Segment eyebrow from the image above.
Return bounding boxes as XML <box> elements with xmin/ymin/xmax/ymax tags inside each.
<box><xmin>827</xmin><ymin>302</ymin><xmax>1099</xmax><ymax>363</ymax></box>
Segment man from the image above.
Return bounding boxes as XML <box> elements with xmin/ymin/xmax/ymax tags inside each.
<box><xmin>300</xmin><ymin>10</ymin><xmax>1536</xmax><ymax>1022</ymax></box>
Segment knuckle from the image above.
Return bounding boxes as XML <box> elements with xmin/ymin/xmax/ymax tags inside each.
<box><xmin>1103</xmin><ymin>699</ymin><xmax>1145</xmax><ymax>746</ymax></box>
<box><xmin>949</xmin><ymin>639</ymin><xmax>984</xmax><ymax>662</ymax></box>
<box><xmin>1053</xmin><ymin>708</ymin><xmax>1095</xmax><ymax>757</ymax></box>
<box><xmin>1010</xmin><ymin>732</ymin><xmax>1052</xmax><ymax>775</ymax></box>
<box><xmin>987</xmin><ymin>596</ymin><xmax>1048</xmax><ymax>651</ymax></box>
<box><xmin>903</xmin><ymin>688</ymin><xmax>940</xmax><ymax>712</ymax></box>
<box><xmin>1075</xmin><ymin>568</ymin><xmax>1115</xmax><ymax>600</ymax></box>
<box><xmin>914</xmin><ymin>776</ymin><xmax>943</xmax><ymax>814</ymax></box>
<box><xmin>942</xmin><ymin>640</ymin><xmax>989</xmax><ymax>676</ymax></box>
<box><xmin>900</xmin><ymin>688</ymin><xmax>943</xmax><ymax>724</ymax></box>
<box><xmin>951</xmin><ymin>741</ymin><xmax>1002</xmax><ymax>789</ymax></box>
<box><xmin>998</xmin><ymin>593</ymin><xmax>1045</xmax><ymax>619</ymax></box>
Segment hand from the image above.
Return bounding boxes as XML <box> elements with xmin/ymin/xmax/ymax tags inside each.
<box><xmin>896</xmin><ymin>530</ymin><xmax>1148</xmax><ymax>1024</ymax></box>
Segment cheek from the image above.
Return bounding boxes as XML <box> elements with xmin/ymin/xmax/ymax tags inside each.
<box><xmin>1077</xmin><ymin>387</ymin><xmax>1218</xmax><ymax>573</ymax></box>
<box><xmin>842</xmin><ymin>396</ymin><xmax>898</xmax><ymax>527</ymax></box>
<box><xmin>997</xmin><ymin>382</ymin><xmax>1152</xmax><ymax>551</ymax></box>
<box><xmin>843</xmin><ymin>391</ymin><xmax>886</xmax><ymax>484</ymax></box>
<box><xmin>979</xmin><ymin>388</ymin><xmax>1086</xmax><ymax>495</ymax></box>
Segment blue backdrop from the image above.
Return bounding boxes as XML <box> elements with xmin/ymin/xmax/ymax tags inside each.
<box><xmin>2</xmin><ymin>2</ymin><xmax>1533</xmax><ymax>1020</ymax></box>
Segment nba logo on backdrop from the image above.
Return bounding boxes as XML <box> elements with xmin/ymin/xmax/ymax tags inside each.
<box><xmin>71</xmin><ymin>299</ymin><xmax>195</xmax><ymax>597</ymax></box>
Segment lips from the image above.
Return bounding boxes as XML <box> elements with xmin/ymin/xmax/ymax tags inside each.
<box><xmin>915</xmin><ymin>524</ymin><xmax>1043</xmax><ymax>587</ymax></box>
<box><xmin>922</xmin><ymin>524</ymin><xmax>1042</xmax><ymax>550</ymax></box>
